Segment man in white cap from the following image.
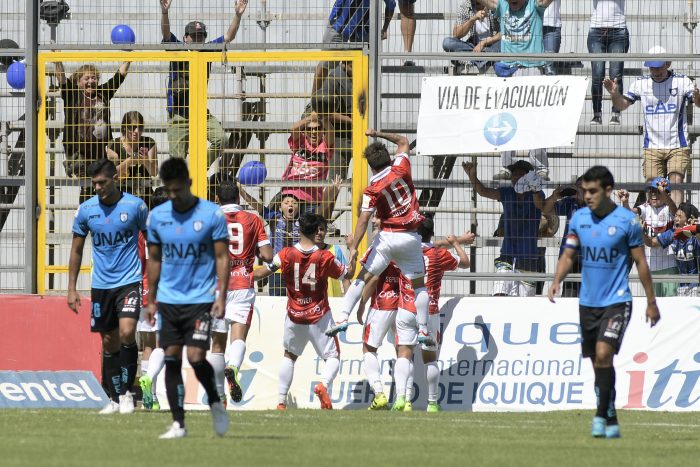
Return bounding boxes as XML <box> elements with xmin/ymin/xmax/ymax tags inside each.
<box><xmin>604</xmin><ymin>45</ymin><xmax>700</xmax><ymax>205</ymax></box>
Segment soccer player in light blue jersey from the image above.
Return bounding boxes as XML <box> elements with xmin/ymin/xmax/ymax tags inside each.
<box><xmin>67</xmin><ymin>159</ymin><xmax>149</xmax><ymax>415</ymax></box>
<box><xmin>145</xmin><ymin>158</ymin><xmax>230</xmax><ymax>439</ymax></box>
<box><xmin>548</xmin><ymin>166</ymin><xmax>660</xmax><ymax>439</ymax></box>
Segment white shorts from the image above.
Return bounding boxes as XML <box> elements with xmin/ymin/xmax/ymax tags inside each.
<box><xmin>284</xmin><ymin>312</ymin><xmax>340</xmax><ymax>360</ymax></box>
<box><xmin>137</xmin><ymin>309</ymin><xmax>160</xmax><ymax>333</ymax></box>
<box><xmin>493</xmin><ymin>263</ymin><xmax>536</xmax><ymax>297</ymax></box>
<box><xmin>212</xmin><ymin>288</ymin><xmax>255</xmax><ymax>333</ymax></box>
<box><xmin>363</xmin><ymin>308</ymin><xmax>397</xmax><ymax>349</ymax></box>
<box><xmin>420</xmin><ymin>313</ymin><xmax>441</xmax><ymax>352</ymax></box>
<box><xmin>364</xmin><ymin>231</ymin><xmax>425</xmax><ymax>280</ymax></box>
<box><xmin>395</xmin><ymin>308</ymin><xmax>418</xmax><ymax>346</ymax></box>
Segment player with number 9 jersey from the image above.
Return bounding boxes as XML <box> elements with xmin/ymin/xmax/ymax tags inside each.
<box><xmin>222</xmin><ymin>204</ymin><xmax>270</xmax><ymax>291</ymax></box>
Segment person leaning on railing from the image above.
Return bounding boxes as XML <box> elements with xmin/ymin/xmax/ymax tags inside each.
<box><xmin>105</xmin><ymin>111</ymin><xmax>159</xmax><ymax>207</ymax></box>
<box><xmin>54</xmin><ymin>60</ymin><xmax>131</xmax><ymax>202</ymax></box>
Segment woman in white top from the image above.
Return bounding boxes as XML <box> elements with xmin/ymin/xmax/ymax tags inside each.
<box><xmin>587</xmin><ymin>0</ymin><xmax>628</xmax><ymax>125</ymax></box>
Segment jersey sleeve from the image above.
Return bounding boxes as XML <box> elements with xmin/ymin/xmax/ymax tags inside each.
<box><xmin>334</xmin><ymin>246</ymin><xmax>348</xmax><ymax>266</ymax></box>
<box><xmin>146</xmin><ymin>211</ymin><xmax>161</xmax><ymax>244</ymax></box>
<box><xmin>439</xmin><ymin>248</ymin><xmax>460</xmax><ymax>271</ymax></box>
<box><xmin>211</xmin><ymin>208</ymin><xmax>229</xmax><ymax>242</ymax></box>
<box><xmin>255</xmin><ymin>217</ymin><xmax>270</xmax><ymax>246</ymax></box>
<box><xmin>682</xmin><ymin>76</ymin><xmax>695</xmax><ymax>100</ymax></box>
<box><xmin>627</xmin><ymin>215</ymin><xmax>644</xmax><ymax>248</ymax></box>
<box><xmin>392</xmin><ymin>154</ymin><xmax>411</xmax><ymax>176</ymax></box>
<box><xmin>656</xmin><ymin>229</ymin><xmax>674</xmax><ymax>249</ymax></box>
<box><xmin>326</xmin><ymin>254</ymin><xmax>348</xmax><ymax>280</ymax></box>
<box><xmin>563</xmin><ymin>212</ymin><xmax>580</xmax><ymax>250</ymax></box>
<box><xmin>71</xmin><ymin>205</ymin><xmax>89</xmax><ymax>237</ymax></box>
<box><xmin>137</xmin><ymin>201</ymin><xmax>149</xmax><ymax>232</ymax></box>
<box><xmin>624</xmin><ymin>78</ymin><xmax>642</xmax><ymax>102</ymax></box>
<box><xmin>361</xmin><ymin>191</ymin><xmax>377</xmax><ymax>213</ymax></box>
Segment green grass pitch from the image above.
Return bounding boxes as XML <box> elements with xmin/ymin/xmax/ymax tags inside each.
<box><xmin>1</xmin><ymin>409</ymin><xmax>697</xmax><ymax>467</ymax></box>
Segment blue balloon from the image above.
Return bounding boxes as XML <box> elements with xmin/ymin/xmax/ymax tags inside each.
<box><xmin>111</xmin><ymin>24</ymin><xmax>135</xmax><ymax>45</ymax></box>
<box><xmin>238</xmin><ymin>161</ymin><xmax>268</xmax><ymax>186</ymax></box>
<box><xmin>7</xmin><ymin>61</ymin><xmax>25</xmax><ymax>90</ymax></box>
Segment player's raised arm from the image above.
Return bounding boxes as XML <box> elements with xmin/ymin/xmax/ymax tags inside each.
<box><xmin>67</xmin><ymin>234</ymin><xmax>87</xmax><ymax>313</ymax></box>
<box><xmin>365</xmin><ymin>128</ymin><xmax>410</xmax><ymax>155</ymax></box>
<box><xmin>347</xmin><ymin>210</ymin><xmax>372</xmax><ymax>266</ymax></box>
<box><xmin>630</xmin><ymin>246</ymin><xmax>660</xmax><ymax>327</ymax></box>
<box><xmin>447</xmin><ymin>234</ymin><xmax>470</xmax><ymax>268</ymax></box>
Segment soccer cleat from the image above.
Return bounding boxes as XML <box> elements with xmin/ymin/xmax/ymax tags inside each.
<box><xmin>152</xmin><ymin>399</ymin><xmax>161</xmax><ymax>411</ymax></box>
<box><xmin>368</xmin><ymin>392</ymin><xmax>389</xmax><ymax>411</ymax></box>
<box><xmin>417</xmin><ymin>327</ymin><xmax>436</xmax><ymax>347</ymax></box>
<box><xmin>427</xmin><ymin>402</ymin><xmax>441</xmax><ymax>413</ymax></box>
<box><xmin>98</xmin><ymin>401</ymin><xmax>120</xmax><ymax>415</ymax></box>
<box><xmin>224</xmin><ymin>365</ymin><xmax>243</xmax><ymax>403</ymax></box>
<box><xmin>140</xmin><ymin>375</ymin><xmax>153</xmax><ymax>410</ymax></box>
<box><xmin>276</xmin><ymin>403</ymin><xmax>287</xmax><ymax>411</ymax></box>
<box><xmin>591</xmin><ymin>416</ymin><xmax>607</xmax><ymax>438</ymax></box>
<box><xmin>391</xmin><ymin>395</ymin><xmax>406</xmax><ymax>412</ymax></box>
<box><xmin>159</xmin><ymin>421</ymin><xmax>187</xmax><ymax>439</ymax></box>
<box><xmin>314</xmin><ymin>383</ymin><xmax>333</xmax><ymax>409</ymax></box>
<box><xmin>403</xmin><ymin>400</ymin><xmax>413</xmax><ymax>412</ymax></box>
<box><xmin>325</xmin><ymin>320</ymin><xmax>348</xmax><ymax>337</ymax></box>
<box><xmin>210</xmin><ymin>401</ymin><xmax>229</xmax><ymax>437</ymax></box>
<box><xmin>609</xmin><ymin>114</ymin><xmax>621</xmax><ymax>125</ymax></box>
<box><xmin>119</xmin><ymin>392</ymin><xmax>135</xmax><ymax>414</ymax></box>
<box><xmin>606</xmin><ymin>424</ymin><xmax>621</xmax><ymax>439</ymax></box>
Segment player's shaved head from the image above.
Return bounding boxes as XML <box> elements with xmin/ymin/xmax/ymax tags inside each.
<box><xmin>364</xmin><ymin>142</ymin><xmax>392</xmax><ymax>171</ymax></box>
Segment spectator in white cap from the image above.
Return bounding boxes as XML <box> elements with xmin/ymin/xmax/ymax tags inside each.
<box><xmin>604</xmin><ymin>45</ymin><xmax>700</xmax><ymax>205</ymax></box>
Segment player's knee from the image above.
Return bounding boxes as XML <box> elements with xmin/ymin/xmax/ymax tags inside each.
<box><xmin>211</xmin><ymin>333</ymin><xmax>227</xmax><ymax>353</ymax></box>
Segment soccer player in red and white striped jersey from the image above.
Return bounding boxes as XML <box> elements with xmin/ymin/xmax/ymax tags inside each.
<box><xmin>210</xmin><ymin>180</ymin><xmax>272</xmax><ymax>406</ymax></box>
<box><xmin>254</xmin><ymin>213</ymin><xmax>347</xmax><ymax>410</ymax></box>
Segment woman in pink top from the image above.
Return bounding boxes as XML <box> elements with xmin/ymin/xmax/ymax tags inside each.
<box><xmin>282</xmin><ymin>112</ymin><xmax>335</xmax><ymax>207</ymax></box>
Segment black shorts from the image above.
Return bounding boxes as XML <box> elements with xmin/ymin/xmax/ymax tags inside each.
<box><xmin>579</xmin><ymin>302</ymin><xmax>632</xmax><ymax>358</ymax></box>
<box><xmin>90</xmin><ymin>282</ymin><xmax>141</xmax><ymax>332</ymax></box>
<box><xmin>158</xmin><ymin>302</ymin><xmax>213</xmax><ymax>350</ymax></box>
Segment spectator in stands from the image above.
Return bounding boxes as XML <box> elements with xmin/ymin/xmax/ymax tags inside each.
<box><xmin>588</xmin><ymin>0</ymin><xmax>628</xmax><ymax>125</ymax></box>
<box><xmin>323</xmin><ymin>0</ymin><xmax>396</xmax><ymax>43</ymax></box>
<box><xmin>442</xmin><ymin>0</ymin><xmax>501</xmax><ymax>73</ymax></box>
<box><xmin>648</xmin><ymin>202</ymin><xmax>700</xmax><ymax>297</ymax></box>
<box><xmin>159</xmin><ymin>0</ymin><xmax>248</xmax><ymax>169</ymax></box>
<box><xmin>106</xmin><ymin>111</ymin><xmax>158</xmax><ymax>207</ymax></box>
<box><xmin>484</xmin><ymin>0</ymin><xmax>554</xmax><ymax>75</ymax></box>
<box><xmin>311</xmin><ymin>61</ymin><xmax>353</xmax><ymax>181</ymax></box>
<box><xmin>543</xmin><ymin>0</ymin><xmax>561</xmax><ymax>75</ymax></box>
<box><xmin>604</xmin><ymin>46</ymin><xmax>700</xmax><ymax>206</ymax></box>
<box><xmin>495</xmin><ymin>150</ymin><xmax>549</xmax><ymax>181</ymax></box>
<box><xmin>617</xmin><ymin>178</ymin><xmax>678</xmax><ymax>297</ymax></box>
<box><xmin>398</xmin><ymin>1</ymin><xmax>417</xmax><ymax>66</ymax></box>
<box><xmin>54</xmin><ymin>61</ymin><xmax>130</xmax><ymax>202</ymax></box>
<box><xmin>463</xmin><ymin>160</ymin><xmax>549</xmax><ymax>296</ymax></box>
<box><xmin>545</xmin><ymin>177</ymin><xmax>585</xmax><ymax>296</ymax></box>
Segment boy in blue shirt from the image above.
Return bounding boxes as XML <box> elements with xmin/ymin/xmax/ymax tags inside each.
<box><xmin>649</xmin><ymin>202</ymin><xmax>700</xmax><ymax>296</ymax></box>
<box><xmin>145</xmin><ymin>157</ymin><xmax>230</xmax><ymax>439</ymax></box>
<box><xmin>549</xmin><ymin>166</ymin><xmax>660</xmax><ymax>439</ymax></box>
<box><xmin>67</xmin><ymin>159</ymin><xmax>148</xmax><ymax>415</ymax></box>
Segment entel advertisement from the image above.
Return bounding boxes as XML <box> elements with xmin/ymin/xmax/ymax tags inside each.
<box><xmin>150</xmin><ymin>297</ymin><xmax>700</xmax><ymax>412</ymax></box>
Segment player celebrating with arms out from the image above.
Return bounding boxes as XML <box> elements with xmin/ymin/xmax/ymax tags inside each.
<box><xmin>145</xmin><ymin>158</ymin><xmax>230</xmax><ymax>439</ymax></box>
<box><xmin>548</xmin><ymin>166</ymin><xmax>660</xmax><ymax>439</ymax></box>
<box><xmin>254</xmin><ymin>213</ymin><xmax>348</xmax><ymax>410</ymax></box>
<box><xmin>327</xmin><ymin>129</ymin><xmax>433</xmax><ymax>360</ymax></box>
<box><xmin>68</xmin><ymin>159</ymin><xmax>148</xmax><ymax>415</ymax></box>
<box><xmin>210</xmin><ymin>180</ymin><xmax>273</xmax><ymax>406</ymax></box>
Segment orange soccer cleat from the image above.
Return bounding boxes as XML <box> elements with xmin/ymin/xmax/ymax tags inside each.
<box><xmin>314</xmin><ymin>383</ymin><xmax>333</xmax><ymax>410</ymax></box>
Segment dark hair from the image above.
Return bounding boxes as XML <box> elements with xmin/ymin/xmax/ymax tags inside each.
<box><xmin>159</xmin><ymin>157</ymin><xmax>189</xmax><ymax>183</ymax></box>
<box><xmin>121</xmin><ymin>111</ymin><xmax>144</xmax><ymax>134</ymax></box>
<box><xmin>363</xmin><ymin>142</ymin><xmax>392</xmax><ymax>171</ymax></box>
<box><xmin>88</xmin><ymin>159</ymin><xmax>117</xmax><ymax>178</ymax></box>
<box><xmin>151</xmin><ymin>186</ymin><xmax>168</xmax><ymax>209</ymax></box>
<box><xmin>417</xmin><ymin>216</ymin><xmax>434</xmax><ymax>242</ymax></box>
<box><xmin>677</xmin><ymin>202</ymin><xmax>700</xmax><ymax>220</ymax></box>
<box><xmin>581</xmin><ymin>165</ymin><xmax>615</xmax><ymax>189</ymax></box>
<box><xmin>299</xmin><ymin>212</ymin><xmax>326</xmax><ymax>237</ymax></box>
<box><xmin>217</xmin><ymin>179</ymin><xmax>239</xmax><ymax>204</ymax></box>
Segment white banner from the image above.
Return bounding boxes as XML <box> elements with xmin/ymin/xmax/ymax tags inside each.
<box><xmin>156</xmin><ymin>297</ymin><xmax>700</xmax><ymax>412</ymax></box>
<box><xmin>417</xmin><ymin>76</ymin><xmax>587</xmax><ymax>155</ymax></box>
